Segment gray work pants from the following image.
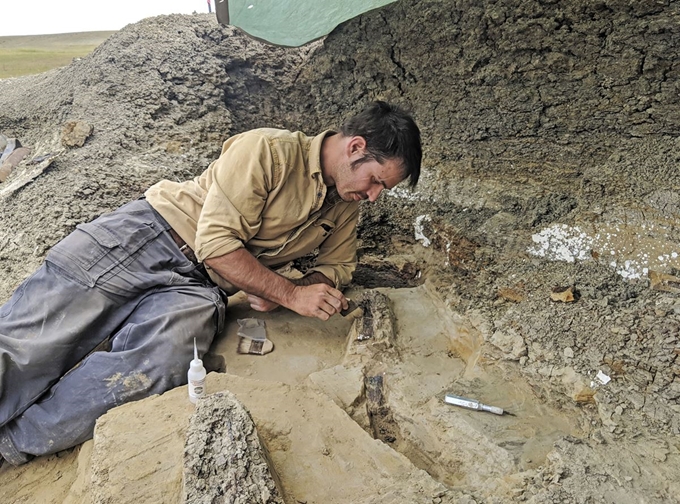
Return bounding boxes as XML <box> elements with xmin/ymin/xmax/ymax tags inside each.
<box><xmin>0</xmin><ymin>200</ymin><xmax>226</xmax><ymax>465</ymax></box>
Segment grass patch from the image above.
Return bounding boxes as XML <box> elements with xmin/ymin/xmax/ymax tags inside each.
<box><xmin>0</xmin><ymin>45</ymin><xmax>101</xmax><ymax>79</ymax></box>
<box><xmin>0</xmin><ymin>32</ymin><xmax>114</xmax><ymax>79</ymax></box>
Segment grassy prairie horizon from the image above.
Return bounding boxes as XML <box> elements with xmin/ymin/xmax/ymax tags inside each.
<box><xmin>0</xmin><ymin>31</ymin><xmax>115</xmax><ymax>79</ymax></box>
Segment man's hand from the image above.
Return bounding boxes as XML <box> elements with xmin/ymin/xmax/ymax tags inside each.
<box><xmin>205</xmin><ymin>249</ymin><xmax>349</xmax><ymax>321</ymax></box>
<box><xmin>246</xmin><ymin>294</ymin><xmax>279</xmax><ymax>312</ymax></box>
<box><xmin>289</xmin><ymin>284</ymin><xmax>348</xmax><ymax>321</ymax></box>
<box><xmin>247</xmin><ymin>286</ymin><xmax>347</xmax><ymax>320</ymax></box>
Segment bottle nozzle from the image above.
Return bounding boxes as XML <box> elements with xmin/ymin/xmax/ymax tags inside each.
<box><xmin>188</xmin><ymin>337</ymin><xmax>206</xmax><ymax>404</ymax></box>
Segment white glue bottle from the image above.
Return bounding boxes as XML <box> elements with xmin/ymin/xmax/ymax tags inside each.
<box><xmin>188</xmin><ymin>338</ymin><xmax>206</xmax><ymax>404</ymax></box>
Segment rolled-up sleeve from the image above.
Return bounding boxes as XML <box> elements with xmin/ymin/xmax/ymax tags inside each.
<box><xmin>195</xmin><ymin>133</ymin><xmax>275</xmax><ymax>261</ymax></box>
<box><xmin>307</xmin><ymin>203</ymin><xmax>359</xmax><ymax>289</ymax></box>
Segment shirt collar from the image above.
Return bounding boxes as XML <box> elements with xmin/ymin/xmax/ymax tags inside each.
<box><xmin>323</xmin><ymin>186</ymin><xmax>343</xmax><ymax>207</ymax></box>
<box><xmin>308</xmin><ymin>129</ymin><xmax>335</xmax><ymax>179</ymax></box>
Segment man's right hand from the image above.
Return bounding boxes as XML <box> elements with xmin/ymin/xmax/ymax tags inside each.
<box><xmin>290</xmin><ymin>284</ymin><xmax>348</xmax><ymax>320</ymax></box>
<box><xmin>205</xmin><ymin>249</ymin><xmax>348</xmax><ymax>321</ymax></box>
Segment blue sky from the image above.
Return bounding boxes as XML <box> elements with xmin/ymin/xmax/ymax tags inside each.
<box><xmin>2</xmin><ymin>0</ymin><xmax>211</xmax><ymax>37</ymax></box>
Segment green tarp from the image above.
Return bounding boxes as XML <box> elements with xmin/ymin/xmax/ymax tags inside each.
<box><xmin>218</xmin><ymin>0</ymin><xmax>397</xmax><ymax>47</ymax></box>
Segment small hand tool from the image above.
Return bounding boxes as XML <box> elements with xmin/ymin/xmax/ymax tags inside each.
<box><xmin>340</xmin><ymin>298</ymin><xmax>363</xmax><ymax>319</ymax></box>
<box><xmin>444</xmin><ymin>393</ymin><xmax>515</xmax><ymax>416</ymax></box>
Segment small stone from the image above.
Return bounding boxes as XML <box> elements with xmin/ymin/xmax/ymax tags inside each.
<box><xmin>572</xmin><ymin>381</ymin><xmax>596</xmax><ymax>404</ymax></box>
<box><xmin>653</xmin><ymin>449</ymin><xmax>668</xmax><ymax>462</ymax></box>
<box><xmin>61</xmin><ymin>120</ymin><xmax>94</xmax><ymax>148</ymax></box>
<box><xmin>489</xmin><ymin>328</ymin><xmax>527</xmax><ymax>360</ymax></box>
<box><xmin>0</xmin><ymin>147</ymin><xmax>31</xmax><ymax>182</ymax></box>
<box><xmin>649</xmin><ymin>270</ymin><xmax>680</xmax><ymax>294</ymax></box>
<box><xmin>550</xmin><ymin>285</ymin><xmax>577</xmax><ymax>302</ymax></box>
<box><xmin>564</xmin><ymin>347</ymin><xmax>574</xmax><ymax>359</ymax></box>
<box><xmin>497</xmin><ymin>287</ymin><xmax>525</xmax><ymax>302</ymax></box>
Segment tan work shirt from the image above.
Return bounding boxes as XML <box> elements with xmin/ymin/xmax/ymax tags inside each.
<box><xmin>145</xmin><ymin>128</ymin><xmax>359</xmax><ymax>294</ymax></box>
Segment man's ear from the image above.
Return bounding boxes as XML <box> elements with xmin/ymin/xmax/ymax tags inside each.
<box><xmin>347</xmin><ymin>136</ymin><xmax>367</xmax><ymax>158</ymax></box>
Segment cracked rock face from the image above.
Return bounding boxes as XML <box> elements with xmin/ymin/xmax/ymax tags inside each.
<box><xmin>1</xmin><ymin>1</ymin><xmax>680</xmax><ymax>503</ymax></box>
<box><xmin>183</xmin><ymin>391</ymin><xmax>283</xmax><ymax>504</ymax></box>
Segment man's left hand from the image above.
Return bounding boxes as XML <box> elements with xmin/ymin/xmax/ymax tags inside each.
<box><xmin>247</xmin><ymin>294</ymin><xmax>279</xmax><ymax>312</ymax></box>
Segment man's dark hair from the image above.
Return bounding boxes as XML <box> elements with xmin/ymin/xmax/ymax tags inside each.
<box><xmin>341</xmin><ymin>101</ymin><xmax>422</xmax><ymax>188</ymax></box>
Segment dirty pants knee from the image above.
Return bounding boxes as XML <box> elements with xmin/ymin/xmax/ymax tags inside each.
<box><xmin>0</xmin><ymin>199</ymin><xmax>226</xmax><ymax>464</ymax></box>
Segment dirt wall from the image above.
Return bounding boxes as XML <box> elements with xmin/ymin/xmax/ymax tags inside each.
<box><xmin>0</xmin><ymin>1</ymin><xmax>679</xmax><ymax>502</ymax></box>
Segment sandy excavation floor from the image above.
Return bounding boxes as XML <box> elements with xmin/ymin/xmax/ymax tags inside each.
<box><xmin>221</xmin><ymin>282</ymin><xmax>586</xmax><ymax>483</ymax></box>
<box><xmin>216</xmin><ymin>290</ymin><xmax>358</xmax><ymax>385</ymax></box>
<box><xmin>0</xmin><ymin>268</ymin><xmax>604</xmax><ymax>503</ymax></box>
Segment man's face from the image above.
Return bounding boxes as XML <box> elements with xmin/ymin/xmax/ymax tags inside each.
<box><xmin>334</xmin><ymin>157</ymin><xmax>405</xmax><ymax>203</ymax></box>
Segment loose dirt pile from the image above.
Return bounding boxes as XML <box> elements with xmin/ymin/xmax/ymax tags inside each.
<box><xmin>1</xmin><ymin>1</ymin><xmax>679</xmax><ymax>502</ymax></box>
